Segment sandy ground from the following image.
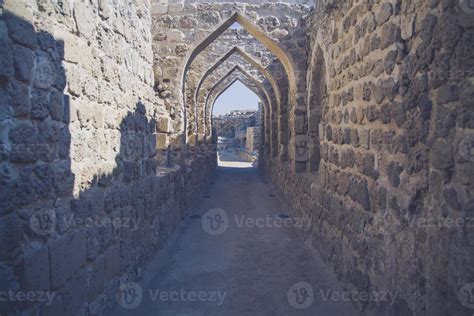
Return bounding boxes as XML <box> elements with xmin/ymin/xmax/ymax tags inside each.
<box><xmin>110</xmin><ymin>151</ymin><xmax>358</xmax><ymax>316</ymax></box>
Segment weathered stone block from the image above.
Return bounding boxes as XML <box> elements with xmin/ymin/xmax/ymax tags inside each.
<box><xmin>8</xmin><ymin>121</ymin><xmax>41</xmax><ymax>162</ymax></box>
<box><xmin>4</xmin><ymin>12</ymin><xmax>36</xmax><ymax>49</ymax></box>
<box><xmin>0</xmin><ymin>213</ymin><xmax>21</xmax><ymax>260</ymax></box>
<box><xmin>359</xmin><ymin>129</ymin><xmax>370</xmax><ymax>149</ymax></box>
<box><xmin>10</xmin><ymin>80</ymin><xmax>31</xmax><ymax>117</ymax></box>
<box><xmin>13</xmin><ymin>45</ymin><xmax>35</xmax><ymax>83</ymax></box>
<box><xmin>153</xmin><ymin>132</ymin><xmax>168</xmax><ymax>150</ymax></box>
<box><xmin>20</xmin><ymin>246</ymin><xmax>50</xmax><ymax>291</ymax></box>
<box><xmin>152</xmin><ymin>3</ymin><xmax>168</xmax><ymax>15</ymax></box>
<box><xmin>387</xmin><ymin>162</ymin><xmax>402</xmax><ymax>187</ymax></box>
<box><xmin>88</xmin><ymin>255</ymin><xmax>106</xmax><ymax>301</ymax></box>
<box><xmin>61</xmin><ymin>269</ymin><xmax>88</xmax><ymax>315</ymax></box>
<box><xmin>430</xmin><ymin>138</ymin><xmax>454</xmax><ymax>170</ymax></box>
<box><xmin>157</xmin><ymin>117</ymin><xmax>171</xmax><ymax>133</ymax></box>
<box><xmin>34</xmin><ymin>52</ymin><xmax>57</xmax><ymax>89</ymax></box>
<box><xmin>49</xmin><ymin>231</ymin><xmax>87</xmax><ymax>289</ymax></box>
<box><xmin>73</xmin><ymin>0</ymin><xmax>96</xmax><ymax>39</ymax></box>
<box><xmin>31</xmin><ymin>88</ymin><xmax>51</xmax><ymax>120</ymax></box>
<box><xmin>375</xmin><ymin>3</ymin><xmax>392</xmax><ymax>26</ymax></box>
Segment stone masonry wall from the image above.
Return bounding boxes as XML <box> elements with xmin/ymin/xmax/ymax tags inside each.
<box><xmin>0</xmin><ymin>0</ymin><xmax>215</xmax><ymax>314</ymax></box>
<box><xmin>270</xmin><ymin>0</ymin><xmax>474</xmax><ymax>315</ymax></box>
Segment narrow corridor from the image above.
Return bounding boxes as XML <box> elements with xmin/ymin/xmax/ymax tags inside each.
<box><xmin>111</xmin><ymin>152</ymin><xmax>357</xmax><ymax>315</ymax></box>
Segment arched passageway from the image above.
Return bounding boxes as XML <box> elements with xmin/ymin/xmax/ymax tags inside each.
<box><xmin>2</xmin><ymin>0</ymin><xmax>471</xmax><ymax>315</ymax></box>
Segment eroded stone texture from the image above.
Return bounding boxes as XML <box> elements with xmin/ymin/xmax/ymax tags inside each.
<box><xmin>0</xmin><ymin>0</ymin><xmax>215</xmax><ymax>314</ymax></box>
<box><xmin>270</xmin><ymin>1</ymin><xmax>474</xmax><ymax>315</ymax></box>
<box><xmin>1</xmin><ymin>0</ymin><xmax>472</xmax><ymax>315</ymax></box>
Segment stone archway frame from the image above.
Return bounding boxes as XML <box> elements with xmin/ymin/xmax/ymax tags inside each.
<box><xmin>210</xmin><ymin>77</ymin><xmax>267</xmax><ymax>122</ymax></box>
<box><xmin>206</xmin><ymin>69</ymin><xmax>272</xmax><ymax>154</ymax></box>
<box><xmin>195</xmin><ymin>47</ymin><xmax>280</xmax><ymax>134</ymax></box>
<box><xmin>194</xmin><ymin>46</ymin><xmax>282</xmax><ymax>114</ymax></box>
<box><xmin>205</xmin><ymin>66</ymin><xmax>277</xmax><ymax>158</ymax></box>
<box><xmin>180</xmin><ymin>13</ymin><xmax>297</xmax><ymax>157</ymax></box>
<box><xmin>204</xmin><ymin>65</ymin><xmax>273</xmax><ymax>153</ymax></box>
<box><xmin>194</xmin><ymin>47</ymin><xmax>282</xmax><ymax>142</ymax></box>
<box><xmin>209</xmin><ymin>76</ymin><xmax>270</xmax><ymax>152</ymax></box>
<box><xmin>206</xmin><ymin>65</ymin><xmax>271</xmax><ymax>125</ymax></box>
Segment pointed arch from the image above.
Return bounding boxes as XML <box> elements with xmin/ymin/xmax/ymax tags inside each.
<box><xmin>205</xmin><ymin>65</ymin><xmax>271</xmax><ymax>127</ymax></box>
<box><xmin>181</xmin><ymin>13</ymin><xmax>296</xmax><ymax>97</ymax></box>
<box><xmin>181</xmin><ymin>13</ymin><xmax>297</xmax><ymax>150</ymax></box>
<box><xmin>195</xmin><ymin>46</ymin><xmax>281</xmax><ymax>107</ymax></box>
<box><xmin>204</xmin><ymin>66</ymin><xmax>273</xmax><ymax>154</ymax></box>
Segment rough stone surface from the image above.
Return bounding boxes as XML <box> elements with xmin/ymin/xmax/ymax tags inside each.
<box><xmin>1</xmin><ymin>0</ymin><xmax>472</xmax><ymax>315</ymax></box>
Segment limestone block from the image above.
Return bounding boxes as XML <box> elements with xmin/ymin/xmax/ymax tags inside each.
<box><xmin>13</xmin><ymin>45</ymin><xmax>35</xmax><ymax>83</ymax></box>
<box><xmin>154</xmin><ymin>133</ymin><xmax>168</xmax><ymax>149</ymax></box>
<box><xmin>375</xmin><ymin>3</ymin><xmax>392</xmax><ymax>26</ymax></box>
<box><xmin>167</xmin><ymin>29</ymin><xmax>185</xmax><ymax>42</ymax></box>
<box><xmin>180</xmin><ymin>15</ymin><xmax>198</xmax><ymax>28</ymax></box>
<box><xmin>73</xmin><ymin>0</ymin><xmax>96</xmax><ymax>39</ymax></box>
<box><xmin>0</xmin><ymin>213</ymin><xmax>21</xmax><ymax>260</ymax></box>
<box><xmin>20</xmin><ymin>246</ymin><xmax>50</xmax><ymax>291</ymax></box>
<box><xmin>152</xmin><ymin>3</ymin><xmax>168</xmax><ymax>15</ymax></box>
<box><xmin>3</xmin><ymin>11</ymin><xmax>36</xmax><ymax>49</ymax></box>
<box><xmin>157</xmin><ymin>117</ymin><xmax>171</xmax><ymax>133</ymax></box>
<box><xmin>168</xmin><ymin>3</ymin><xmax>183</xmax><ymax>13</ymax></box>
<box><xmin>401</xmin><ymin>14</ymin><xmax>415</xmax><ymax>40</ymax></box>
<box><xmin>48</xmin><ymin>231</ymin><xmax>87</xmax><ymax>289</ymax></box>
<box><xmin>34</xmin><ymin>52</ymin><xmax>57</xmax><ymax>89</ymax></box>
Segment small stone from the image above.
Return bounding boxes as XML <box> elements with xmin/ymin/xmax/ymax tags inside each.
<box><xmin>430</xmin><ymin>138</ymin><xmax>454</xmax><ymax>170</ymax></box>
<box><xmin>376</xmin><ymin>3</ymin><xmax>392</xmax><ymax>26</ymax></box>
<box><xmin>388</xmin><ymin>162</ymin><xmax>402</xmax><ymax>187</ymax></box>
<box><xmin>10</xmin><ymin>80</ymin><xmax>31</xmax><ymax>117</ymax></box>
<box><xmin>175</xmin><ymin>43</ymin><xmax>188</xmax><ymax>57</ymax></box>
<box><xmin>13</xmin><ymin>45</ymin><xmax>34</xmax><ymax>83</ymax></box>
<box><xmin>4</xmin><ymin>12</ymin><xmax>36</xmax><ymax>48</ymax></box>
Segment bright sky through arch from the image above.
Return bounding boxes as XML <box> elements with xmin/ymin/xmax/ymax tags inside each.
<box><xmin>213</xmin><ymin>81</ymin><xmax>260</xmax><ymax>116</ymax></box>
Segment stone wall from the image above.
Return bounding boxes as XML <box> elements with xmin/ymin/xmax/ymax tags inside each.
<box><xmin>0</xmin><ymin>0</ymin><xmax>215</xmax><ymax>314</ymax></box>
<box><xmin>269</xmin><ymin>0</ymin><xmax>474</xmax><ymax>314</ymax></box>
